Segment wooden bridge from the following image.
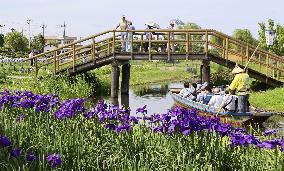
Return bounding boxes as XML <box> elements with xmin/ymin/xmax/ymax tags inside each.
<box><xmin>24</xmin><ymin>29</ymin><xmax>284</xmax><ymax>98</ymax></box>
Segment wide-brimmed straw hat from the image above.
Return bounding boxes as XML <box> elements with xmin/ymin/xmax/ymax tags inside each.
<box><xmin>232</xmin><ymin>65</ymin><xmax>244</xmax><ymax>74</ymax></box>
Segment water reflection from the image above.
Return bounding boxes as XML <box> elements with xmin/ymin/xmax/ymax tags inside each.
<box><xmin>106</xmin><ymin>82</ymin><xmax>183</xmax><ymax>115</ymax></box>
<box><xmin>131</xmin><ymin>84</ymin><xmax>169</xmax><ymax>97</ymax></box>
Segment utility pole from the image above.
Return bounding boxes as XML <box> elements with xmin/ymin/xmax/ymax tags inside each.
<box><xmin>27</xmin><ymin>19</ymin><xmax>31</xmax><ymax>49</ymax></box>
<box><xmin>40</xmin><ymin>24</ymin><xmax>46</xmax><ymax>38</ymax></box>
<box><xmin>0</xmin><ymin>24</ymin><xmax>5</xmax><ymax>34</ymax></box>
<box><xmin>60</xmin><ymin>21</ymin><xmax>66</xmax><ymax>45</ymax></box>
<box><xmin>40</xmin><ymin>24</ymin><xmax>47</xmax><ymax>52</ymax></box>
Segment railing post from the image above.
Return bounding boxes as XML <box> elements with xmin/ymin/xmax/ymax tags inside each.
<box><xmin>222</xmin><ymin>39</ymin><xmax>226</xmax><ymax>59</ymax></box>
<box><xmin>54</xmin><ymin>51</ymin><xmax>57</xmax><ymax>75</ymax></box>
<box><xmin>108</xmin><ymin>38</ymin><xmax>110</xmax><ymax>56</ymax></box>
<box><xmin>241</xmin><ymin>47</ymin><xmax>244</xmax><ymax>66</ymax></box>
<box><xmin>140</xmin><ymin>34</ymin><xmax>143</xmax><ymax>52</ymax></box>
<box><xmin>72</xmin><ymin>44</ymin><xmax>76</xmax><ymax>72</ymax></box>
<box><xmin>92</xmin><ymin>38</ymin><xmax>96</xmax><ymax>64</ymax></box>
<box><xmin>205</xmin><ymin>31</ymin><xmax>208</xmax><ymax>56</ymax></box>
<box><xmin>149</xmin><ymin>32</ymin><xmax>152</xmax><ymax>60</ymax></box>
<box><xmin>266</xmin><ymin>54</ymin><xmax>269</xmax><ymax>77</ymax></box>
<box><xmin>112</xmin><ymin>31</ymin><xmax>116</xmax><ymax>55</ymax></box>
<box><xmin>277</xmin><ymin>61</ymin><xmax>280</xmax><ymax>80</ymax></box>
<box><xmin>167</xmin><ymin>31</ymin><xmax>171</xmax><ymax>61</ymax></box>
<box><xmin>258</xmin><ymin>54</ymin><xmax>261</xmax><ymax>72</ymax></box>
<box><xmin>186</xmin><ymin>32</ymin><xmax>189</xmax><ymax>60</ymax></box>
<box><xmin>35</xmin><ymin>56</ymin><xmax>38</xmax><ymax>78</ymax></box>
<box><xmin>131</xmin><ymin>31</ymin><xmax>133</xmax><ymax>60</ymax></box>
<box><xmin>225</xmin><ymin>38</ymin><xmax>229</xmax><ymax>65</ymax></box>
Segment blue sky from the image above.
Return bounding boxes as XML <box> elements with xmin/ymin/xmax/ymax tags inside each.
<box><xmin>0</xmin><ymin>0</ymin><xmax>283</xmax><ymax>39</ymax></box>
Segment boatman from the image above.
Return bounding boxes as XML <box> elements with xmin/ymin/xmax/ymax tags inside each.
<box><xmin>229</xmin><ymin>65</ymin><xmax>250</xmax><ymax>113</ymax></box>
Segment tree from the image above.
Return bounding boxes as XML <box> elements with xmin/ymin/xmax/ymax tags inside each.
<box><xmin>31</xmin><ymin>34</ymin><xmax>45</xmax><ymax>53</ymax></box>
<box><xmin>232</xmin><ymin>29</ymin><xmax>257</xmax><ymax>45</ymax></box>
<box><xmin>178</xmin><ymin>22</ymin><xmax>201</xmax><ymax>30</ymax></box>
<box><xmin>178</xmin><ymin>22</ymin><xmax>203</xmax><ymax>53</ymax></box>
<box><xmin>4</xmin><ymin>31</ymin><xmax>29</xmax><ymax>53</ymax></box>
<box><xmin>258</xmin><ymin>19</ymin><xmax>284</xmax><ymax>56</ymax></box>
<box><xmin>0</xmin><ymin>34</ymin><xmax>4</xmax><ymax>47</ymax></box>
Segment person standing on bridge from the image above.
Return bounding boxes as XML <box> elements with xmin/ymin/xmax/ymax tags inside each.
<box><xmin>115</xmin><ymin>15</ymin><xmax>129</xmax><ymax>52</ymax></box>
<box><xmin>167</xmin><ymin>22</ymin><xmax>175</xmax><ymax>52</ymax></box>
<box><xmin>126</xmin><ymin>22</ymin><xmax>135</xmax><ymax>52</ymax></box>
<box><xmin>229</xmin><ymin>65</ymin><xmax>250</xmax><ymax>113</ymax></box>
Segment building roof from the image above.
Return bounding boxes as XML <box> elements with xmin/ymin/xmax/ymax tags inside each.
<box><xmin>44</xmin><ymin>36</ymin><xmax>77</xmax><ymax>40</ymax></box>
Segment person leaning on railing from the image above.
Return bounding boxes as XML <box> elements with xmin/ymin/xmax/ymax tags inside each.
<box><xmin>229</xmin><ymin>65</ymin><xmax>250</xmax><ymax>113</ymax></box>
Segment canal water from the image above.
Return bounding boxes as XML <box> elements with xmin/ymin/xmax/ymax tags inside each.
<box><xmin>94</xmin><ymin>82</ymin><xmax>284</xmax><ymax>132</ymax></box>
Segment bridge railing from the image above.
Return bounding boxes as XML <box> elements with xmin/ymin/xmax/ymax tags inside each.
<box><xmin>23</xmin><ymin>29</ymin><xmax>283</xmax><ymax>81</ymax></box>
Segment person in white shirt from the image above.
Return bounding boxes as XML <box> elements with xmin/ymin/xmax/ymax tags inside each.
<box><xmin>115</xmin><ymin>15</ymin><xmax>129</xmax><ymax>52</ymax></box>
<box><xmin>126</xmin><ymin>22</ymin><xmax>135</xmax><ymax>52</ymax></box>
<box><xmin>208</xmin><ymin>88</ymin><xmax>223</xmax><ymax>109</ymax></box>
<box><xmin>179</xmin><ymin>82</ymin><xmax>192</xmax><ymax>98</ymax></box>
<box><xmin>221</xmin><ymin>88</ymin><xmax>238</xmax><ymax>112</ymax></box>
<box><xmin>167</xmin><ymin>23</ymin><xmax>175</xmax><ymax>52</ymax></box>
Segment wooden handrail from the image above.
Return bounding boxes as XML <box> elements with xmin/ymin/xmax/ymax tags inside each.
<box><xmin>19</xmin><ymin>29</ymin><xmax>283</xmax><ymax>82</ymax></box>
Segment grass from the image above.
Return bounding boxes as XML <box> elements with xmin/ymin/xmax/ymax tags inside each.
<box><xmin>129</xmin><ymin>61</ymin><xmax>196</xmax><ymax>85</ymax></box>
<box><xmin>250</xmin><ymin>87</ymin><xmax>284</xmax><ymax>112</ymax></box>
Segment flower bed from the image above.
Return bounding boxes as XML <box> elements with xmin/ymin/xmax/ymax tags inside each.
<box><xmin>0</xmin><ymin>89</ymin><xmax>284</xmax><ymax>170</ymax></box>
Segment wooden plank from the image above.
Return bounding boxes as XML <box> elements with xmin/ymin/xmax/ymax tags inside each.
<box><xmin>186</xmin><ymin>32</ymin><xmax>189</xmax><ymax>60</ymax></box>
<box><xmin>72</xmin><ymin>45</ymin><xmax>76</xmax><ymax>72</ymax></box>
<box><xmin>54</xmin><ymin>51</ymin><xmax>57</xmax><ymax>74</ymax></box>
<box><xmin>168</xmin><ymin>32</ymin><xmax>171</xmax><ymax>61</ymax></box>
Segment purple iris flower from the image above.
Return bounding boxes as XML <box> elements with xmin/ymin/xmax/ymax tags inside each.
<box><xmin>10</xmin><ymin>147</ymin><xmax>21</xmax><ymax>158</ymax></box>
<box><xmin>26</xmin><ymin>152</ymin><xmax>37</xmax><ymax>162</ymax></box>
<box><xmin>47</xmin><ymin>153</ymin><xmax>62</xmax><ymax>169</ymax></box>
<box><xmin>105</xmin><ymin>124</ymin><xmax>116</xmax><ymax>130</ymax></box>
<box><xmin>153</xmin><ymin>126</ymin><xmax>163</xmax><ymax>133</ymax></box>
<box><xmin>115</xmin><ymin>124</ymin><xmax>132</xmax><ymax>133</ymax></box>
<box><xmin>0</xmin><ymin>136</ymin><xmax>11</xmax><ymax>148</ymax></box>
<box><xmin>264</xmin><ymin>129</ymin><xmax>277</xmax><ymax>136</ymax></box>
<box><xmin>258</xmin><ymin>139</ymin><xmax>281</xmax><ymax>149</ymax></box>
<box><xmin>136</xmin><ymin>105</ymin><xmax>147</xmax><ymax>114</ymax></box>
<box><xmin>16</xmin><ymin>113</ymin><xmax>26</xmax><ymax>122</ymax></box>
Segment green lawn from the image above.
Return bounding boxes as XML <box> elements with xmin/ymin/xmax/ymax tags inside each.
<box><xmin>250</xmin><ymin>87</ymin><xmax>284</xmax><ymax>112</ymax></box>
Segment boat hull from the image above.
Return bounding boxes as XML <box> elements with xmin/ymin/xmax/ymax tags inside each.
<box><xmin>170</xmin><ymin>90</ymin><xmax>272</xmax><ymax>126</ymax></box>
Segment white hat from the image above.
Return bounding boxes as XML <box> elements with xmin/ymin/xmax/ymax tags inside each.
<box><xmin>232</xmin><ymin>65</ymin><xmax>244</xmax><ymax>74</ymax></box>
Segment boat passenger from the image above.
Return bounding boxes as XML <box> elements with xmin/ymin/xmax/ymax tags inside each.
<box><xmin>203</xmin><ymin>86</ymin><xmax>213</xmax><ymax>105</ymax></box>
<box><xmin>196</xmin><ymin>87</ymin><xmax>206</xmax><ymax>102</ymax></box>
<box><xmin>229</xmin><ymin>65</ymin><xmax>250</xmax><ymax>113</ymax></box>
<box><xmin>179</xmin><ymin>82</ymin><xmax>192</xmax><ymax>98</ymax></box>
<box><xmin>208</xmin><ymin>88</ymin><xmax>223</xmax><ymax>109</ymax></box>
<box><xmin>189</xmin><ymin>83</ymin><xmax>198</xmax><ymax>101</ymax></box>
<box><xmin>220</xmin><ymin>88</ymin><xmax>238</xmax><ymax>112</ymax></box>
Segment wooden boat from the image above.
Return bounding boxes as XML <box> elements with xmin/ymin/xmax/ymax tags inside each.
<box><xmin>169</xmin><ymin>88</ymin><xmax>273</xmax><ymax>126</ymax></box>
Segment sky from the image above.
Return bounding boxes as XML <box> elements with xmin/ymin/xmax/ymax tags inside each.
<box><xmin>0</xmin><ymin>0</ymin><xmax>283</xmax><ymax>39</ymax></box>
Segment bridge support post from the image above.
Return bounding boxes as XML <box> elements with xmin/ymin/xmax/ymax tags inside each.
<box><xmin>121</xmin><ymin>62</ymin><xmax>130</xmax><ymax>95</ymax></box>
<box><xmin>111</xmin><ymin>61</ymin><xmax>120</xmax><ymax>98</ymax></box>
<box><xmin>201</xmin><ymin>59</ymin><xmax>210</xmax><ymax>83</ymax></box>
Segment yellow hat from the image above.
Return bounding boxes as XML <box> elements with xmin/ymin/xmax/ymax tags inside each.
<box><xmin>232</xmin><ymin>65</ymin><xmax>244</xmax><ymax>74</ymax></box>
